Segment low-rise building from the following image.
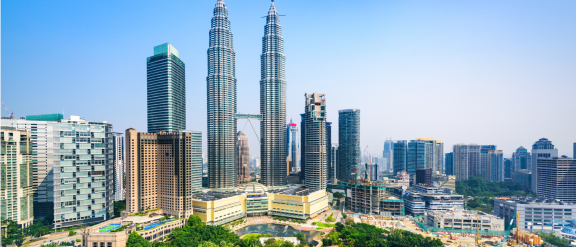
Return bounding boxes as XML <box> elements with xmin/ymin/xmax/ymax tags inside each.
<box><xmin>81</xmin><ymin>214</ymin><xmax>186</xmax><ymax>247</ymax></box>
<box><xmin>554</xmin><ymin>218</ymin><xmax>576</xmax><ymax>242</ymax></box>
<box><xmin>191</xmin><ymin>183</ymin><xmax>329</xmax><ymax>226</ymax></box>
<box><xmin>494</xmin><ymin>197</ymin><xmax>576</xmax><ymax>232</ymax></box>
<box><xmin>425</xmin><ymin>210</ymin><xmax>504</xmax><ymax>231</ymax></box>
<box><xmin>394</xmin><ymin>187</ymin><xmax>464</xmax><ymax>216</ymax></box>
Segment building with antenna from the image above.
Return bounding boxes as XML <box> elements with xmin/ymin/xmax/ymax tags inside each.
<box><xmin>260</xmin><ymin>0</ymin><xmax>287</xmax><ymax>187</ymax></box>
<box><xmin>207</xmin><ymin>0</ymin><xmax>238</xmax><ymax>188</ymax></box>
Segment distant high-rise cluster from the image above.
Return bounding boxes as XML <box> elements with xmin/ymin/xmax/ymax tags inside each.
<box><xmin>392</xmin><ymin>138</ymin><xmax>443</xmax><ymax>182</ymax></box>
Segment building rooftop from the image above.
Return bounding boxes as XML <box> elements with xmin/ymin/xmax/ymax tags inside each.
<box><xmin>428</xmin><ymin>210</ymin><xmax>501</xmax><ymax>220</ymax></box>
<box><xmin>496</xmin><ymin>197</ymin><xmax>576</xmax><ymax>206</ymax></box>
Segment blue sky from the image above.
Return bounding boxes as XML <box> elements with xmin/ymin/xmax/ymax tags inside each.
<box><xmin>2</xmin><ymin>0</ymin><xmax>575</xmax><ymax>157</ymax></box>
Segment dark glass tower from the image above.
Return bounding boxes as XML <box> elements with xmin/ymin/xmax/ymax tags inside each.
<box><xmin>260</xmin><ymin>1</ymin><xmax>287</xmax><ymax>186</ymax></box>
<box><xmin>147</xmin><ymin>43</ymin><xmax>186</xmax><ymax>133</ymax></box>
<box><xmin>207</xmin><ymin>0</ymin><xmax>237</xmax><ymax>188</ymax></box>
<box><xmin>337</xmin><ymin>109</ymin><xmax>360</xmax><ymax>180</ymax></box>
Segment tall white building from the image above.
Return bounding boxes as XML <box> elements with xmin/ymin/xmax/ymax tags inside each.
<box><xmin>113</xmin><ymin>133</ymin><xmax>124</xmax><ymax>201</ymax></box>
<box><xmin>530</xmin><ymin>138</ymin><xmax>558</xmax><ymax>193</ymax></box>
<box><xmin>303</xmin><ymin>93</ymin><xmax>327</xmax><ymax>191</ymax></box>
<box><xmin>4</xmin><ymin>114</ymin><xmax>115</xmax><ymax>229</ymax></box>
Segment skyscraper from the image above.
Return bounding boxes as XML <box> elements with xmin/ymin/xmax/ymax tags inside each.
<box><xmin>407</xmin><ymin>140</ymin><xmax>426</xmax><ymax>179</ymax></box>
<box><xmin>260</xmin><ymin>1</ymin><xmax>287</xmax><ymax>187</ymax></box>
<box><xmin>207</xmin><ymin>0</ymin><xmax>237</xmax><ymax>188</ymax></box>
<box><xmin>530</xmin><ymin>138</ymin><xmax>558</xmax><ymax>193</ymax></box>
<box><xmin>3</xmin><ymin>114</ymin><xmax>61</xmax><ymax>218</ymax></box>
<box><xmin>480</xmin><ymin>145</ymin><xmax>497</xmax><ymax>182</ymax></box>
<box><xmin>326</xmin><ymin>122</ymin><xmax>332</xmax><ymax>180</ymax></box>
<box><xmin>503</xmin><ymin>158</ymin><xmax>513</xmax><ymax>181</ymax></box>
<box><xmin>393</xmin><ymin>141</ymin><xmax>407</xmax><ymax>174</ymax></box>
<box><xmin>299</xmin><ymin>113</ymin><xmax>306</xmax><ymax>183</ymax></box>
<box><xmin>453</xmin><ymin>144</ymin><xmax>481</xmax><ymax>181</ymax></box>
<box><xmin>574</xmin><ymin>143</ymin><xmax>575</xmax><ymax>159</ymax></box>
<box><xmin>237</xmin><ymin>131</ymin><xmax>251</xmax><ymax>183</ymax></box>
<box><xmin>337</xmin><ymin>109</ymin><xmax>360</xmax><ymax>180</ymax></box>
<box><xmin>489</xmin><ymin>150</ymin><xmax>504</xmax><ymax>182</ymax></box>
<box><xmin>113</xmin><ymin>132</ymin><xmax>125</xmax><ymax>201</ymax></box>
<box><xmin>5</xmin><ymin>115</ymin><xmax>115</xmax><ymax>230</ymax></box>
<box><xmin>0</xmin><ymin>127</ymin><xmax>34</xmax><ymax>227</ymax></box>
<box><xmin>511</xmin><ymin>146</ymin><xmax>531</xmax><ymax>177</ymax></box>
<box><xmin>126</xmin><ymin>129</ymin><xmax>202</xmax><ymax>218</ymax></box>
<box><xmin>331</xmin><ymin>144</ymin><xmax>338</xmax><ymax>181</ymax></box>
<box><xmin>303</xmin><ymin>93</ymin><xmax>327</xmax><ymax>191</ymax></box>
<box><xmin>445</xmin><ymin>152</ymin><xmax>454</xmax><ymax>176</ymax></box>
<box><xmin>383</xmin><ymin>139</ymin><xmax>394</xmax><ymax>172</ymax></box>
<box><xmin>286</xmin><ymin>120</ymin><xmax>299</xmax><ymax>174</ymax></box>
<box><xmin>536</xmin><ymin>158</ymin><xmax>576</xmax><ymax>203</ymax></box>
<box><xmin>147</xmin><ymin>43</ymin><xmax>185</xmax><ymax>133</ymax></box>
<box><xmin>415</xmin><ymin>138</ymin><xmax>443</xmax><ymax>174</ymax></box>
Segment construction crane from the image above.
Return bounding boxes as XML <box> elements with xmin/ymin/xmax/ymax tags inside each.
<box><xmin>362</xmin><ymin>145</ymin><xmax>369</xmax><ymax>163</ymax></box>
<box><xmin>498</xmin><ymin>213</ymin><xmax>519</xmax><ymax>247</ymax></box>
<box><xmin>474</xmin><ymin>212</ymin><xmax>486</xmax><ymax>247</ymax></box>
<box><xmin>1</xmin><ymin>100</ymin><xmax>14</xmax><ymax>119</ymax></box>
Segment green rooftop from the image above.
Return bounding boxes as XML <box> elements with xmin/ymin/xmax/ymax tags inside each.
<box><xmin>26</xmin><ymin>114</ymin><xmax>63</xmax><ymax>121</ymax></box>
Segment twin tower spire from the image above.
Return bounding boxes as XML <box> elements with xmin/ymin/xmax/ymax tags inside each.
<box><xmin>207</xmin><ymin>0</ymin><xmax>286</xmax><ymax>188</ymax></box>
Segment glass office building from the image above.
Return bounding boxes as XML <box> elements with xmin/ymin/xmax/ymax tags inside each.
<box><xmin>393</xmin><ymin>141</ymin><xmax>408</xmax><ymax>174</ymax></box>
<box><xmin>337</xmin><ymin>109</ymin><xmax>360</xmax><ymax>180</ymax></box>
<box><xmin>147</xmin><ymin>43</ymin><xmax>186</xmax><ymax>133</ymax></box>
<box><xmin>445</xmin><ymin>152</ymin><xmax>453</xmax><ymax>176</ymax></box>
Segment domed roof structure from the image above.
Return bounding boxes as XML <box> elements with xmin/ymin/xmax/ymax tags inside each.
<box><xmin>237</xmin><ymin>183</ymin><xmax>268</xmax><ymax>193</ymax></box>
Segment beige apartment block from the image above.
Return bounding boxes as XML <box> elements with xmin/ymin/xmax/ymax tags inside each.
<box><xmin>125</xmin><ymin>129</ymin><xmax>201</xmax><ymax>218</ymax></box>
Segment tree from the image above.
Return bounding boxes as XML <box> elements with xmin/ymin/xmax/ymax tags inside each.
<box><xmin>292</xmin><ymin>232</ymin><xmax>306</xmax><ymax>245</ymax></box>
<box><xmin>1</xmin><ymin>219</ymin><xmax>25</xmax><ymax>247</ymax></box>
<box><xmin>186</xmin><ymin>215</ymin><xmax>205</xmax><ymax>227</ymax></box>
<box><xmin>126</xmin><ymin>231</ymin><xmax>152</xmax><ymax>247</ymax></box>
<box><xmin>333</xmin><ymin>192</ymin><xmax>345</xmax><ymax>198</ymax></box>
<box><xmin>344</xmin><ymin>217</ymin><xmax>354</xmax><ymax>226</ymax></box>
<box><xmin>114</xmin><ymin>200</ymin><xmax>126</xmax><ymax>217</ymax></box>
<box><xmin>69</xmin><ymin>230</ymin><xmax>76</xmax><ymax>236</ymax></box>
<box><xmin>326</xmin><ymin>188</ymin><xmax>333</xmax><ymax>193</ymax></box>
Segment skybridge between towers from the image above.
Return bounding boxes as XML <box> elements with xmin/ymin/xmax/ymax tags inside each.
<box><xmin>235</xmin><ymin>113</ymin><xmax>262</xmax><ymax>144</ymax></box>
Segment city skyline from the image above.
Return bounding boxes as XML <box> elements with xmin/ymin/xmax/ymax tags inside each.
<box><xmin>3</xmin><ymin>0</ymin><xmax>576</xmax><ymax>158</ymax></box>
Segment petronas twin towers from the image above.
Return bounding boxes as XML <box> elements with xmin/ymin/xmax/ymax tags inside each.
<box><xmin>207</xmin><ymin>0</ymin><xmax>286</xmax><ymax>188</ymax></box>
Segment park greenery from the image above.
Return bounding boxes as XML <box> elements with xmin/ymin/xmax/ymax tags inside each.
<box><xmin>322</xmin><ymin>222</ymin><xmax>444</xmax><ymax>247</ymax></box>
<box><xmin>114</xmin><ymin>200</ymin><xmax>126</xmax><ymax>217</ymax></box>
<box><xmin>456</xmin><ymin>175</ymin><xmax>535</xmax><ymax>198</ymax></box>
<box><xmin>2</xmin><ymin>215</ymin><xmax>55</xmax><ymax>247</ymax></box>
<box><xmin>535</xmin><ymin>231</ymin><xmax>570</xmax><ymax>247</ymax></box>
<box><xmin>325</xmin><ymin>213</ymin><xmax>335</xmax><ymax>222</ymax></box>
